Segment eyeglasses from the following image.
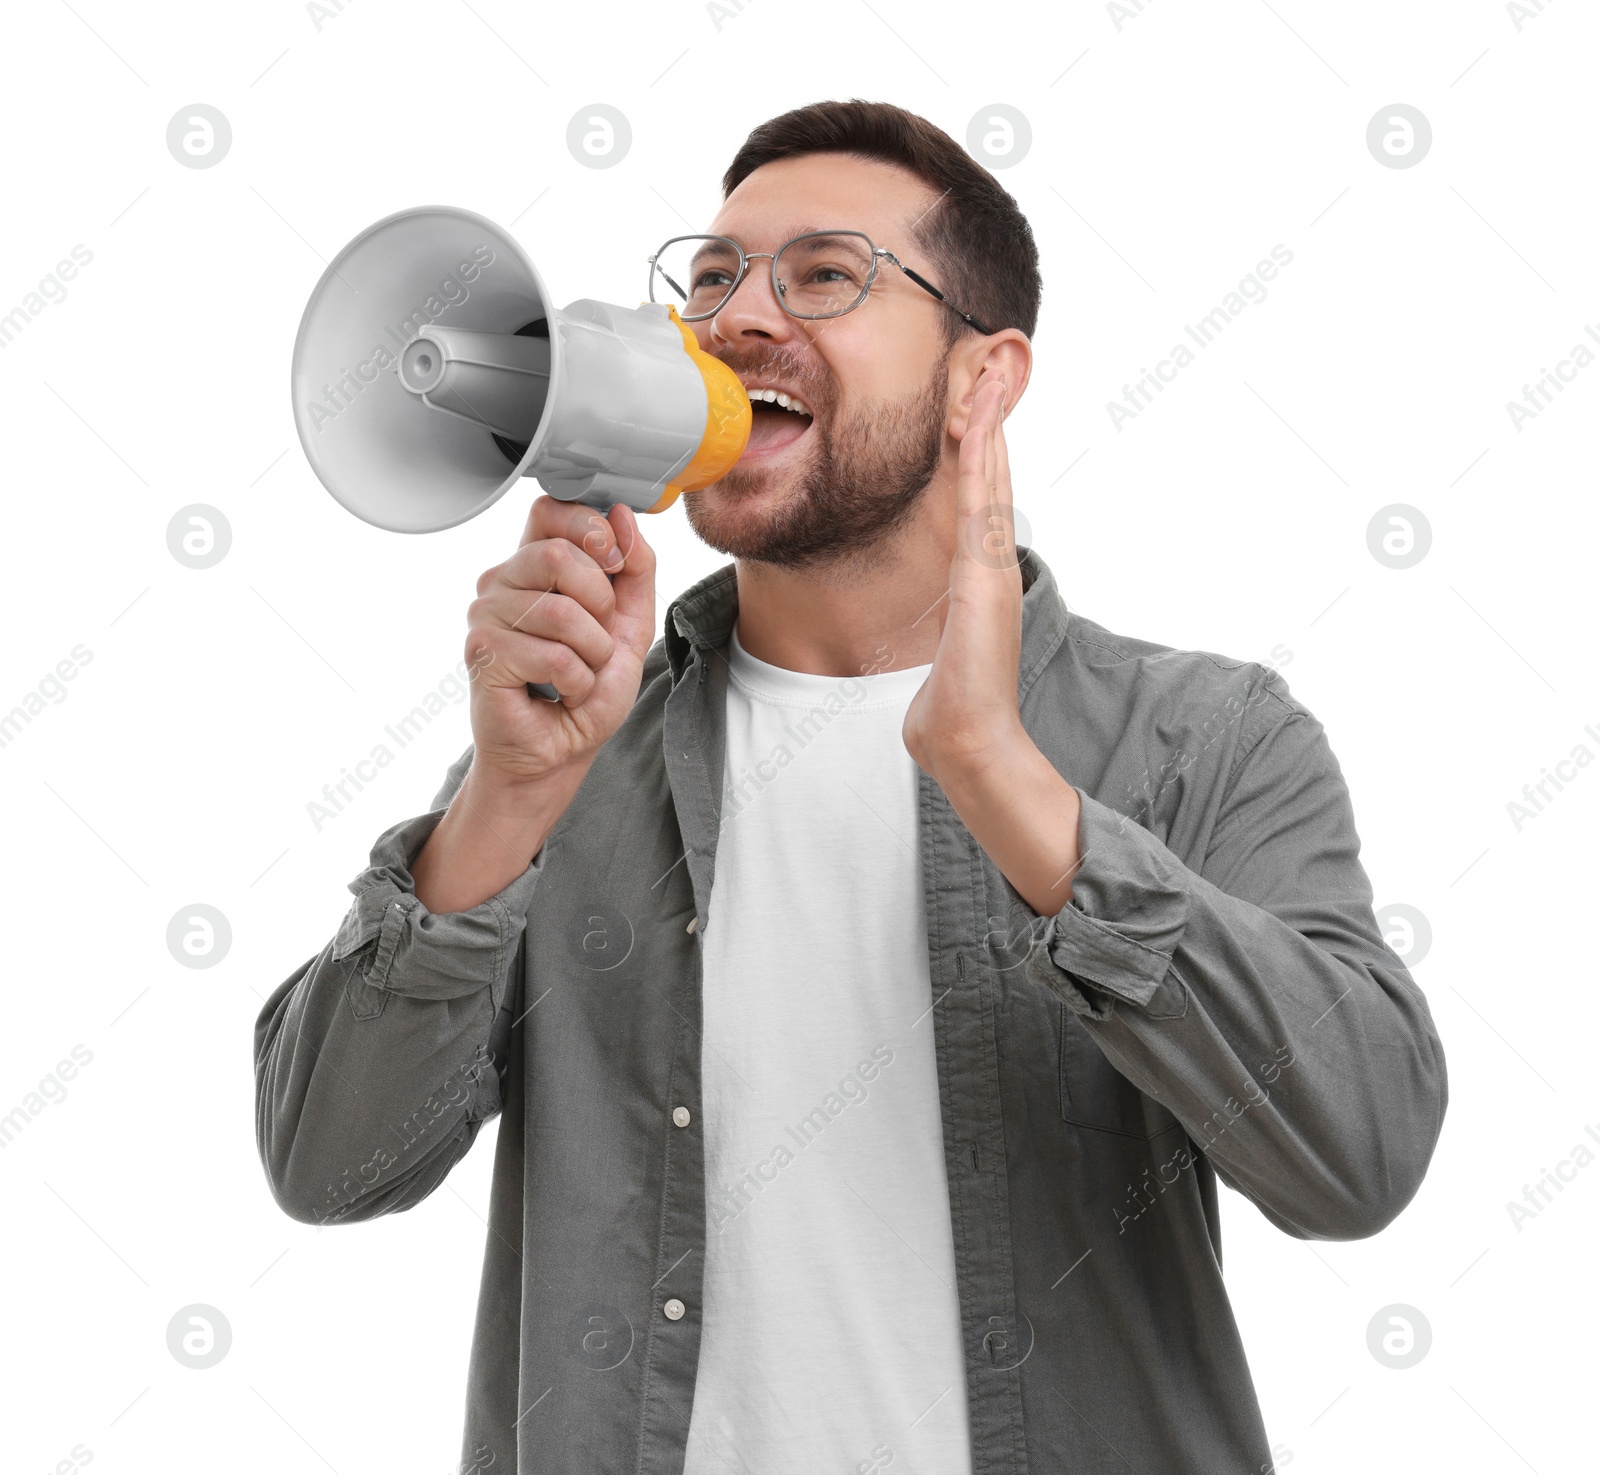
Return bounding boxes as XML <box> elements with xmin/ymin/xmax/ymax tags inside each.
<box><xmin>646</xmin><ymin>230</ymin><xmax>994</xmax><ymax>335</ymax></box>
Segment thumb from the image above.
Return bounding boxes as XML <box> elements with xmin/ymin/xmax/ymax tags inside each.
<box><xmin>607</xmin><ymin>504</ymin><xmax>657</xmax><ymax>658</ymax></box>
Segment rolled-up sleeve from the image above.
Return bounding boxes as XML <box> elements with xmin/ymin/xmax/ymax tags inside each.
<box><xmin>1031</xmin><ymin>788</ymin><xmax>1192</xmax><ymax>1015</ymax></box>
<box><xmin>254</xmin><ymin>747</ymin><xmax>543</xmax><ymax>1226</ymax></box>
<box><xmin>1003</xmin><ymin>681</ymin><xmax>1448</xmax><ymax>1241</ymax></box>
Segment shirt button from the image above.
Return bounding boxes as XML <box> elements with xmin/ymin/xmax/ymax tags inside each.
<box><xmin>672</xmin><ymin>1106</ymin><xmax>691</xmax><ymax>1128</ymax></box>
<box><xmin>663</xmin><ymin>1298</ymin><xmax>686</xmax><ymax>1321</ymax></box>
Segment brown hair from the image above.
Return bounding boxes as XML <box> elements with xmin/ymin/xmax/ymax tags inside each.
<box><xmin>721</xmin><ymin>99</ymin><xmax>1042</xmax><ymax>352</ymax></box>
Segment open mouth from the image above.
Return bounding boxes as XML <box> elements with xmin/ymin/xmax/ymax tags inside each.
<box><xmin>741</xmin><ymin>393</ymin><xmax>815</xmax><ymax>460</ymax></box>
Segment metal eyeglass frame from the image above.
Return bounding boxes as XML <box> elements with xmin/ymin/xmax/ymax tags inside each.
<box><xmin>647</xmin><ymin>230</ymin><xmax>995</xmax><ymax>336</ymax></box>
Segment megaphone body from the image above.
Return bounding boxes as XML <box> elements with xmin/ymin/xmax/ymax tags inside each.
<box><xmin>291</xmin><ymin>205</ymin><xmax>752</xmax><ymax>696</ymax></box>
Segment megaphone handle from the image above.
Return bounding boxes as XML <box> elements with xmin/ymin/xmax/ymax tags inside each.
<box><xmin>527</xmin><ymin>496</ymin><xmax>620</xmax><ymax>703</ymax></box>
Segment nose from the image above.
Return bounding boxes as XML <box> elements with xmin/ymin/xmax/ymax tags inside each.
<box><xmin>706</xmin><ymin>254</ymin><xmax>800</xmax><ymax>350</ymax></box>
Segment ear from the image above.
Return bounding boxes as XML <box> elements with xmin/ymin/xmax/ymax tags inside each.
<box><xmin>948</xmin><ymin>330</ymin><xmax>1033</xmax><ymax>440</ymax></box>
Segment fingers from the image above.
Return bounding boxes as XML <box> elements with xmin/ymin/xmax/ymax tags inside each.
<box><xmin>984</xmin><ymin>383</ymin><xmax>998</xmax><ymax>489</ymax></box>
<box><xmin>470</xmin><ymin>497</ymin><xmax>660</xmax><ymax>707</ymax></box>
<box><xmin>956</xmin><ymin>371</ymin><xmax>1005</xmax><ymax>518</ymax></box>
<box><xmin>605</xmin><ymin>504</ymin><xmax>657</xmax><ymax>656</ymax></box>
<box><xmin>471</xmin><ymin>576</ymin><xmax>616</xmax><ymax>666</ymax></box>
<box><xmin>520</xmin><ymin>495</ymin><xmax>629</xmax><ymax>573</ymax></box>
<box><xmin>464</xmin><ymin>622</ymin><xmax>600</xmax><ymax>705</ymax></box>
<box><xmin>494</xmin><ymin>534</ymin><xmax>617</xmax><ymax>622</ymax></box>
<box><xmin>470</xmin><ymin>529</ymin><xmax>623</xmax><ymax>694</ymax></box>
<box><xmin>606</xmin><ymin>499</ymin><xmax>642</xmax><ymax>568</ymax></box>
<box><xmin>955</xmin><ymin>371</ymin><xmax>1014</xmax><ymax>572</ymax></box>
<box><xmin>993</xmin><ymin>373</ymin><xmax>1011</xmax><ymax>496</ymax></box>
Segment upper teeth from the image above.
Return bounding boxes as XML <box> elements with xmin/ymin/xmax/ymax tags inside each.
<box><xmin>748</xmin><ymin>387</ymin><xmax>811</xmax><ymax>417</ymax></box>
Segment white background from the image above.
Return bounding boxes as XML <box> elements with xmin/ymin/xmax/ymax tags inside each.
<box><xmin>1</xmin><ymin>0</ymin><xmax>1595</xmax><ymax>1471</ymax></box>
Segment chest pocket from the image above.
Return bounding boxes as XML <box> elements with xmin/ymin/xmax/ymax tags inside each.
<box><xmin>1059</xmin><ymin>1004</ymin><xmax>1180</xmax><ymax>1140</ymax></box>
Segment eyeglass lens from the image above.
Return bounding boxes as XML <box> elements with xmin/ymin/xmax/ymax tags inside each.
<box><xmin>649</xmin><ymin>233</ymin><xmax>875</xmax><ymax>320</ymax></box>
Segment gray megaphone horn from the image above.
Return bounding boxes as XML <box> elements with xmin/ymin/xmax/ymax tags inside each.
<box><xmin>290</xmin><ymin>205</ymin><xmax>752</xmax><ymax>696</ymax></box>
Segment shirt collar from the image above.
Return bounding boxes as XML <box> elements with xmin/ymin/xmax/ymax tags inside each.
<box><xmin>663</xmin><ymin>544</ymin><xmax>1071</xmax><ymax>696</ymax></box>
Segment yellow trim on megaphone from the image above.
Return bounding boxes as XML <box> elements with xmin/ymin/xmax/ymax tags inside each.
<box><xmin>646</xmin><ymin>306</ymin><xmax>753</xmax><ymax>514</ymax></box>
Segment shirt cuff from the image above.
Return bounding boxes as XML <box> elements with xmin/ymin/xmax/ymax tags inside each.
<box><xmin>330</xmin><ymin>807</ymin><xmax>543</xmax><ymax>1014</ymax></box>
<box><xmin>997</xmin><ymin>787</ymin><xmax>1191</xmax><ymax>1019</ymax></box>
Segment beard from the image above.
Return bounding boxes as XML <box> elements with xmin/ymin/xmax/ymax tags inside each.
<box><xmin>683</xmin><ymin>355</ymin><xmax>949</xmax><ymax>573</ymax></box>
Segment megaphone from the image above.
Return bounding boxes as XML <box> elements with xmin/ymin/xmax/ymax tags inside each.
<box><xmin>291</xmin><ymin>205</ymin><xmax>751</xmax><ymax>532</ymax></box>
<box><xmin>290</xmin><ymin>204</ymin><xmax>752</xmax><ymax>697</ymax></box>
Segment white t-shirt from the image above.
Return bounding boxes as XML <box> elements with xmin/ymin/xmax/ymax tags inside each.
<box><xmin>683</xmin><ymin>622</ymin><xmax>974</xmax><ymax>1475</ymax></box>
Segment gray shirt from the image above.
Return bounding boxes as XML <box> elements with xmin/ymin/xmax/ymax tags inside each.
<box><xmin>254</xmin><ymin>544</ymin><xmax>1448</xmax><ymax>1474</ymax></box>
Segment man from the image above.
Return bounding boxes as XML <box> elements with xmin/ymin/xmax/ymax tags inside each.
<box><xmin>255</xmin><ymin>99</ymin><xmax>1447</xmax><ymax>1474</ymax></box>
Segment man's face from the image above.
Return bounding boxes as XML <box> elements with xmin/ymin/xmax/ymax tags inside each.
<box><xmin>681</xmin><ymin>153</ymin><xmax>955</xmax><ymax>571</ymax></box>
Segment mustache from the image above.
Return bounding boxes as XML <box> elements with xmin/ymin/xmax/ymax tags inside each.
<box><xmin>717</xmin><ymin>352</ymin><xmax>830</xmax><ymax>410</ymax></box>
